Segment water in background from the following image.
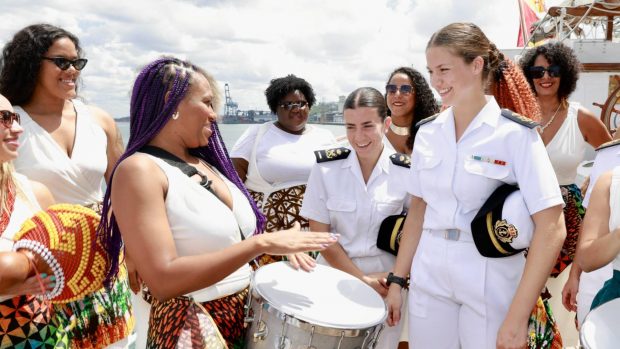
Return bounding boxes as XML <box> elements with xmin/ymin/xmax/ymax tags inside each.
<box><xmin>115</xmin><ymin>122</ymin><xmax>345</xmax><ymax>148</ymax></box>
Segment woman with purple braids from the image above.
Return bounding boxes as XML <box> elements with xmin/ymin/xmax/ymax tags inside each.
<box><xmin>99</xmin><ymin>56</ymin><xmax>338</xmax><ymax>348</ymax></box>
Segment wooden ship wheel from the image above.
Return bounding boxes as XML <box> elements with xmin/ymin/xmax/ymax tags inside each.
<box><xmin>593</xmin><ymin>75</ymin><xmax>620</xmax><ymax>134</ymax></box>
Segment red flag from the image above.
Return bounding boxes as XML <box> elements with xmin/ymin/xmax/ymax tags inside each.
<box><xmin>517</xmin><ymin>0</ymin><xmax>545</xmax><ymax>47</ymax></box>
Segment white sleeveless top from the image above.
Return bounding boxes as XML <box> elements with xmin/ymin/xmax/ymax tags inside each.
<box><xmin>148</xmin><ymin>155</ymin><xmax>256</xmax><ymax>301</ymax></box>
<box><xmin>13</xmin><ymin>100</ymin><xmax>107</xmax><ymax>205</ymax></box>
<box><xmin>0</xmin><ymin>173</ymin><xmax>41</xmax><ymax>302</ymax></box>
<box><xmin>546</xmin><ymin>101</ymin><xmax>588</xmax><ymax>185</ymax></box>
<box><xmin>610</xmin><ymin>166</ymin><xmax>620</xmax><ymax>270</ymax></box>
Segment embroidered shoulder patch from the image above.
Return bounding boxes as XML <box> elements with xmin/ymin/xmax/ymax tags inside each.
<box><xmin>314</xmin><ymin>147</ymin><xmax>351</xmax><ymax>163</ymax></box>
<box><xmin>414</xmin><ymin>113</ymin><xmax>439</xmax><ymax>128</ymax></box>
<box><xmin>500</xmin><ymin>109</ymin><xmax>539</xmax><ymax>129</ymax></box>
<box><xmin>596</xmin><ymin>138</ymin><xmax>620</xmax><ymax>152</ymax></box>
<box><xmin>390</xmin><ymin>153</ymin><xmax>411</xmax><ymax>168</ymax></box>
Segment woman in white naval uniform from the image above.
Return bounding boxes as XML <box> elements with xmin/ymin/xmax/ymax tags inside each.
<box><xmin>385</xmin><ymin>23</ymin><xmax>566</xmax><ymax>349</ymax></box>
<box><xmin>300</xmin><ymin>87</ymin><xmax>411</xmax><ymax>349</ymax></box>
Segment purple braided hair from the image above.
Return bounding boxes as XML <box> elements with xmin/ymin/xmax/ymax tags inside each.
<box><xmin>99</xmin><ymin>57</ymin><xmax>265</xmax><ymax>285</ymax></box>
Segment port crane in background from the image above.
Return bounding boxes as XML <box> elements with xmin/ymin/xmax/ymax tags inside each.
<box><xmin>222</xmin><ymin>83</ymin><xmax>274</xmax><ymax>123</ymax></box>
<box><xmin>224</xmin><ymin>83</ymin><xmax>238</xmax><ymax>119</ymax></box>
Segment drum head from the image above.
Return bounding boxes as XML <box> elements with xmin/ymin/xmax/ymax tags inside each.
<box><xmin>580</xmin><ymin>298</ymin><xmax>620</xmax><ymax>348</ymax></box>
<box><xmin>252</xmin><ymin>262</ymin><xmax>386</xmax><ymax>329</ymax></box>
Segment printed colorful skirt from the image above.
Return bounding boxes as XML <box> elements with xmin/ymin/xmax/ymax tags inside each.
<box><xmin>550</xmin><ymin>184</ymin><xmax>585</xmax><ymax>277</ymax></box>
<box><xmin>591</xmin><ymin>269</ymin><xmax>620</xmax><ymax>310</ymax></box>
<box><xmin>144</xmin><ymin>287</ymin><xmax>248</xmax><ymax>349</ymax></box>
<box><xmin>250</xmin><ymin>185</ymin><xmax>312</xmax><ymax>265</ymax></box>
<box><xmin>527</xmin><ymin>296</ymin><xmax>563</xmax><ymax>349</ymax></box>
<box><xmin>0</xmin><ymin>295</ymin><xmax>69</xmax><ymax>348</ymax></box>
<box><xmin>54</xmin><ymin>263</ymin><xmax>134</xmax><ymax>349</ymax></box>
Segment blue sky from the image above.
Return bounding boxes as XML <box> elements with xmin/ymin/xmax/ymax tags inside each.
<box><xmin>0</xmin><ymin>0</ymin><xmax>563</xmax><ymax>118</ymax></box>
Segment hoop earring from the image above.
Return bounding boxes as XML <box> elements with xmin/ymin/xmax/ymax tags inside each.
<box><xmin>172</xmin><ymin>111</ymin><xmax>179</xmax><ymax>120</ymax></box>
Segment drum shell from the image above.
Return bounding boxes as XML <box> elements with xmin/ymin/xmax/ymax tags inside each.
<box><xmin>580</xmin><ymin>297</ymin><xmax>620</xmax><ymax>349</ymax></box>
<box><xmin>245</xmin><ymin>288</ymin><xmax>383</xmax><ymax>349</ymax></box>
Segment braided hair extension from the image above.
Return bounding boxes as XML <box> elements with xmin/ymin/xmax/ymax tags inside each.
<box><xmin>99</xmin><ymin>57</ymin><xmax>265</xmax><ymax>284</ymax></box>
<box><xmin>491</xmin><ymin>58</ymin><xmax>542</xmax><ymax>122</ymax></box>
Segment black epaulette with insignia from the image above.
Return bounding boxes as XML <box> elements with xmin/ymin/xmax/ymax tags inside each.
<box><xmin>415</xmin><ymin>113</ymin><xmax>439</xmax><ymax>128</ymax></box>
<box><xmin>314</xmin><ymin>147</ymin><xmax>350</xmax><ymax>163</ymax></box>
<box><xmin>501</xmin><ymin>109</ymin><xmax>539</xmax><ymax>129</ymax></box>
<box><xmin>390</xmin><ymin>153</ymin><xmax>411</xmax><ymax>168</ymax></box>
<box><xmin>596</xmin><ymin>138</ymin><xmax>620</xmax><ymax>151</ymax></box>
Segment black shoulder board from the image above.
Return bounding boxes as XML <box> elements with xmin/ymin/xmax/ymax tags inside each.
<box><xmin>501</xmin><ymin>109</ymin><xmax>539</xmax><ymax>129</ymax></box>
<box><xmin>596</xmin><ymin>138</ymin><xmax>620</xmax><ymax>151</ymax></box>
<box><xmin>314</xmin><ymin>147</ymin><xmax>350</xmax><ymax>163</ymax></box>
<box><xmin>390</xmin><ymin>153</ymin><xmax>411</xmax><ymax>168</ymax></box>
<box><xmin>415</xmin><ymin>113</ymin><xmax>439</xmax><ymax>128</ymax></box>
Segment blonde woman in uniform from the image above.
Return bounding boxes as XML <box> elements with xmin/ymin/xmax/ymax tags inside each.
<box><xmin>386</xmin><ymin>23</ymin><xmax>566</xmax><ymax>349</ymax></box>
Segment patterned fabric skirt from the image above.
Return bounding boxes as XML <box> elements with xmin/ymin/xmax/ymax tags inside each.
<box><xmin>0</xmin><ymin>295</ymin><xmax>69</xmax><ymax>348</ymax></box>
<box><xmin>591</xmin><ymin>269</ymin><xmax>620</xmax><ymax>310</ymax></box>
<box><xmin>144</xmin><ymin>288</ymin><xmax>248</xmax><ymax>349</ymax></box>
<box><xmin>250</xmin><ymin>185</ymin><xmax>312</xmax><ymax>265</ymax></box>
<box><xmin>54</xmin><ymin>263</ymin><xmax>134</xmax><ymax>349</ymax></box>
<box><xmin>550</xmin><ymin>184</ymin><xmax>585</xmax><ymax>277</ymax></box>
<box><xmin>527</xmin><ymin>296</ymin><xmax>563</xmax><ymax>349</ymax></box>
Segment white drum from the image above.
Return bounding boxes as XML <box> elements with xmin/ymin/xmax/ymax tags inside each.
<box><xmin>244</xmin><ymin>261</ymin><xmax>386</xmax><ymax>349</ymax></box>
<box><xmin>580</xmin><ymin>298</ymin><xmax>620</xmax><ymax>348</ymax></box>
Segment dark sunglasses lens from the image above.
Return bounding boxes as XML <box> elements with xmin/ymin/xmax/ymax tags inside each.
<box><xmin>529</xmin><ymin>67</ymin><xmax>545</xmax><ymax>79</ymax></box>
<box><xmin>0</xmin><ymin>111</ymin><xmax>19</xmax><ymax>127</ymax></box>
<box><xmin>400</xmin><ymin>85</ymin><xmax>413</xmax><ymax>94</ymax></box>
<box><xmin>53</xmin><ymin>58</ymin><xmax>71</xmax><ymax>70</ymax></box>
<box><xmin>74</xmin><ymin>59</ymin><xmax>88</xmax><ymax>70</ymax></box>
<box><xmin>386</xmin><ymin>84</ymin><xmax>398</xmax><ymax>93</ymax></box>
<box><xmin>548</xmin><ymin>66</ymin><xmax>561</xmax><ymax>77</ymax></box>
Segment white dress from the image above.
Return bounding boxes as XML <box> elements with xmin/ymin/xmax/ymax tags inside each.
<box><xmin>13</xmin><ymin>100</ymin><xmax>107</xmax><ymax>205</ymax></box>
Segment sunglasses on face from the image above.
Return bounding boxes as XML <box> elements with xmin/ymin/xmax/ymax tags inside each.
<box><xmin>0</xmin><ymin>110</ymin><xmax>20</xmax><ymax>128</ymax></box>
<box><xmin>41</xmin><ymin>57</ymin><xmax>88</xmax><ymax>71</ymax></box>
<box><xmin>279</xmin><ymin>101</ymin><xmax>308</xmax><ymax>111</ymax></box>
<box><xmin>528</xmin><ymin>65</ymin><xmax>561</xmax><ymax>79</ymax></box>
<box><xmin>386</xmin><ymin>84</ymin><xmax>413</xmax><ymax>95</ymax></box>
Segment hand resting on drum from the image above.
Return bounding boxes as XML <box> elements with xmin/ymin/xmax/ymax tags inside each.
<box><xmin>362</xmin><ymin>272</ymin><xmax>389</xmax><ymax>297</ymax></box>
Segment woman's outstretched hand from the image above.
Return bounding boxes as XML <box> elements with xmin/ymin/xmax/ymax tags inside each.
<box><xmin>257</xmin><ymin>222</ymin><xmax>338</xmax><ymax>256</ymax></box>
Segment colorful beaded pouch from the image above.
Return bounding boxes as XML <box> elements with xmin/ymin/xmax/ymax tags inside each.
<box><xmin>12</xmin><ymin>204</ymin><xmax>109</xmax><ymax>303</ymax></box>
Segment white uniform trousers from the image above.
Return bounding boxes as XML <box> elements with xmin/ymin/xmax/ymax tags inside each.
<box><xmin>408</xmin><ymin>229</ymin><xmax>526</xmax><ymax>349</ymax></box>
<box><xmin>318</xmin><ymin>253</ymin><xmax>403</xmax><ymax>349</ymax></box>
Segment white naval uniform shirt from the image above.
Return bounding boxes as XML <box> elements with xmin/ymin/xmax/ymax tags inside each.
<box><xmin>301</xmin><ymin>146</ymin><xmax>411</xmax><ymax>260</ymax></box>
<box><xmin>409</xmin><ymin>97</ymin><xmax>563</xmax><ymax>235</ymax></box>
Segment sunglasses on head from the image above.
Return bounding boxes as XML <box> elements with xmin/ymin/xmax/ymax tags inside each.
<box><xmin>41</xmin><ymin>57</ymin><xmax>88</xmax><ymax>71</ymax></box>
<box><xmin>386</xmin><ymin>84</ymin><xmax>413</xmax><ymax>95</ymax></box>
<box><xmin>279</xmin><ymin>101</ymin><xmax>308</xmax><ymax>111</ymax></box>
<box><xmin>0</xmin><ymin>110</ymin><xmax>20</xmax><ymax>128</ymax></box>
<box><xmin>528</xmin><ymin>65</ymin><xmax>561</xmax><ymax>79</ymax></box>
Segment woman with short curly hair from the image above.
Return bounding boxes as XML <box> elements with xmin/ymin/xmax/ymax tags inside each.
<box><xmin>520</xmin><ymin>42</ymin><xmax>612</xmax><ymax>346</ymax></box>
<box><xmin>384</xmin><ymin>67</ymin><xmax>439</xmax><ymax>154</ymax></box>
<box><xmin>231</xmin><ymin>74</ymin><xmax>335</xmax><ymax>269</ymax></box>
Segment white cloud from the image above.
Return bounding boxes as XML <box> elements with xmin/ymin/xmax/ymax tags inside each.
<box><xmin>1</xmin><ymin>0</ymin><xmax>536</xmax><ymax>117</ymax></box>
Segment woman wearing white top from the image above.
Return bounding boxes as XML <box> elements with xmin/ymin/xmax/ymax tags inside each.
<box><xmin>386</xmin><ymin>23</ymin><xmax>566</xmax><ymax>349</ymax></box>
<box><xmin>301</xmin><ymin>87</ymin><xmax>411</xmax><ymax>349</ymax></box>
<box><xmin>98</xmin><ymin>57</ymin><xmax>337</xmax><ymax>348</ymax></box>
<box><xmin>231</xmin><ymin>75</ymin><xmax>335</xmax><ymax>269</ymax></box>
<box><xmin>384</xmin><ymin>67</ymin><xmax>439</xmax><ymax>155</ymax></box>
<box><xmin>577</xmin><ymin>165</ymin><xmax>620</xmax><ymax>309</ymax></box>
<box><xmin>0</xmin><ymin>24</ymin><xmax>130</xmax><ymax>349</ymax></box>
<box><xmin>520</xmin><ymin>42</ymin><xmax>612</xmax><ymax>344</ymax></box>
<box><xmin>0</xmin><ymin>94</ymin><xmax>61</xmax><ymax>347</ymax></box>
